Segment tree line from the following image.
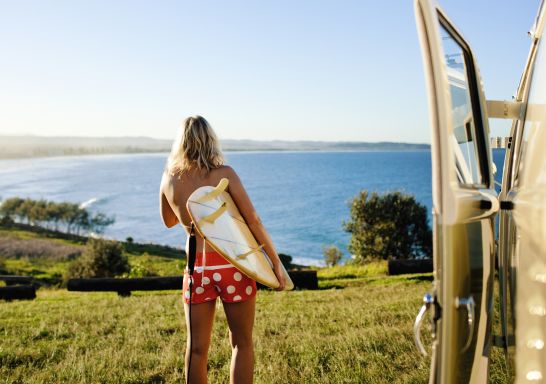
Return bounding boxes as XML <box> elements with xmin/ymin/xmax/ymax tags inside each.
<box><xmin>0</xmin><ymin>197</ymin><xmax>114</xmax><ymax>235</ymax></box>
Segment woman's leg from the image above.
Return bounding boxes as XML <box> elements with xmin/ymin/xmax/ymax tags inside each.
<box><xmin>222</xmin><ymin>298</ymin><xmax>256</xmax><ymax>384</ymax></box>
<box><xmin>184</xmin><ymin>300</ymin><xmax>216</xmax><ymax>384</ymax></box>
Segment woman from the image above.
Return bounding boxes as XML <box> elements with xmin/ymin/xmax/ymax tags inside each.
<box><xmin>159</xmin><ymin>115</ymin><xmax>286</xmax><ymax>384</ymax></box>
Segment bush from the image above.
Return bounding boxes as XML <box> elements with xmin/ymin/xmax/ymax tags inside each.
<box><xmin>344</xmin><ymin>190</ymin><xmax>432</xmax><ymax>263</ymax></box>
<box><xmin>67</xmin><ymin>238</ymin><xmax>129</xmax><ymax>279</ymax></box>
<box><xmin>323</xmin><ymin>245</ymin><xmax>343</xmax><ymax>267</ymax></box>
<box><xmin>0</xmin><ymin>215</ymin><xmax>14</xmax><ymax>227</ymax></box>
<box><xmin>278</xmin><ymin>253</ymin><xmax>294</xmax><ymax>270</ymax></box>
<box><xmin>123</xmin><ymin>259</ymin><xmax>158</xmax><ymax>278</ymax></box>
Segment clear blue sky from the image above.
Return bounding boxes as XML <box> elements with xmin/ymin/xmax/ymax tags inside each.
<box><xmin>0</xmin><ymin>1</ymin><xmax>540</xmax><ymax>143</ymax></box>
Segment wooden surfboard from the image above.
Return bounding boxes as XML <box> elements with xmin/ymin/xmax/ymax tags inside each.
<box><xmin>186</xmin><ymin>178</ymin><xmax>294</xmax><ymax>290</ymax></box>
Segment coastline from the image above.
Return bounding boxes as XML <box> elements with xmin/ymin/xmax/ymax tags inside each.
<box><xmin>0</xmin><ymin>135</ymin><xmax>430</xmax><ymax>160</ymax></box>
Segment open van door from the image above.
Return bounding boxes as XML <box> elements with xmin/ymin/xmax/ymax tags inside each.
<box><xmin>413</xmin><ymin>0</ymin><xmax>499</xmax><ymax>383</ymax></box>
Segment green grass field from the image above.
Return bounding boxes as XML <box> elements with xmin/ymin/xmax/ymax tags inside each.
<box><xmin>0</xmin><ymin>225</ymin><xmax>512</xmax><ymax>383</ymax></box>
<box><xmin>1</xmin><ymin>280</ymin><xmax>512</xmax><ymax>383</ymax></box>
<box><xmin>2</xmin><ymin>282</ymin><xmax>432</xmax><ymax>383</ymax></box>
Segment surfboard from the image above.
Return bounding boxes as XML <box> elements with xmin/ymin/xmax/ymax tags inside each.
<box><xmin>186</xmin><ymin>178</ymin><xmax>294</xmax><ymax>291</ymax></box>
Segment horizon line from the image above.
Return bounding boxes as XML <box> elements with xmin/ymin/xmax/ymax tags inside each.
<box><xmin>0</xmin><ymin>133</ymin><xmax>431</xmax><ymax>146</ymax></box>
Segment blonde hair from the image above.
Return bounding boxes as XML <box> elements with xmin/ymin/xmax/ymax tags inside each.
<box><xmin>166</xmin><ymin>115</ymin><xmax>224</xmax><ymax>175</ymax></box>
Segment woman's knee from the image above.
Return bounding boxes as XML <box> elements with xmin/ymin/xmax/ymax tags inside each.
<box><xmin>229</xmin><ymin>331</ymin><xmax>254</xmax><ymax>350</ymax></box>
<box><xmin>187</xmin><ymin>340</ymin><xmax>210</xmax><ymax>358</ymax></box>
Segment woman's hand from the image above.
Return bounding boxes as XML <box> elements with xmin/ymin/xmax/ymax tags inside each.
<box><xmin>273</xmin><ymin>263</ymin><xmax>286</xmax><ymax>291</ymax></box>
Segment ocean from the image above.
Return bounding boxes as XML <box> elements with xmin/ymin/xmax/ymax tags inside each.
<box><xmin>0</xmin><ymin>150</ymin><xmax>505</xmax><ymax>265</ymax></box>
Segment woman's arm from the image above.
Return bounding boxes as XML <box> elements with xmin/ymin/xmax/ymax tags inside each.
<box><xmin>225</xmin><ymin>167</ymin><xmax>286</xmax><ymax>290</ymax></box>
<box><xmin>159</xmin><ymin>174</ymin><xmax>179</xmax><ymax>228</ymax></box>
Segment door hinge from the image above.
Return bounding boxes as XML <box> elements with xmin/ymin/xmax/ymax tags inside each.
<box><xmin>487</xmin><ymin>100</ymin><xmax>523</xmax><ymax>119</ymax></box>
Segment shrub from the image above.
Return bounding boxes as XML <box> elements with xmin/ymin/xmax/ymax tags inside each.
<box><xmin>278</xmin><ymin>253</ymin><xmax>294</xmax><ymax>270</ymax></box>
<box><xmin>123</xmin><ymin>260</ymin><xmax>158</xmax><ymax>278</ymax></box>
<box><xmin>344</xmin><ymin>190</ymin><xmax>432</xmax><ymax>263</ymax></box>
<box><xmin>0</xmin><ymin>215</ymin><xmax>14</xmax><ymax>227</ymax></box>
<box><xmin>323</xmin><ymin>245</ymin><xmax>343</xmax><ymax>267</ymax></box>
<box><xmin>67</xmin><ymin>238</ymin><xmax>129</xmax><ymax>279</ymax></box>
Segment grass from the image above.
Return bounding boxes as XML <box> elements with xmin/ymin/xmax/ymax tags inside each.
<box><xmin>0</xmin><ymin>225</ymin><xmax>184</xmax><ymax>286</ymax></box>
<box><xmin>314</xmin><ymin>261</ymin><xmax>433</xmax><ymax>289</ymax></box>
<box><xmin>0</xmin><ymin>278</ymin><xmax>512</xmax><ymax>383</ymax></box>
<box><xmin>1</xmin><ymin>281</ymin><xmax>433</xmax><ymax>383</ymax></box>
<box><xmin>316</xmin><ymin>261</ymin><xmax>388</xmax><ymax>280</ymax></box>
<box><xmin>316</xmin><ymin>261</ymin><xmax>388</xmax><ymax>289</ymax></box>
<box><xmin>0</xmin><ymin>224</ymin><xmax>513</xmax><ymax>383</ymax></box>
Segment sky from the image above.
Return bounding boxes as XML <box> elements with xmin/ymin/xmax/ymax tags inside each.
<box><xmin>0</xmin><ymin>1</ymin><xmax>540</xmax><ymax>143</ymax></box>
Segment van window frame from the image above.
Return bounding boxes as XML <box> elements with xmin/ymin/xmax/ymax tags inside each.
<box><xmin>438</xmin><ymin>12</ymin><xmax>491</xmax><ymax>189</ymax></box>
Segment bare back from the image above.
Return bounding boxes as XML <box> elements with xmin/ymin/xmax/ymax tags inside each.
<box><xmin>166</xmin><ymin>167</ymin><xmax>231</xmax><ymax>225</ymax></box>
<box><xmin>160</xmin><ymin>166</ymin><xmax>259</xmax><ymax>251</ymax></box>
<box><xmin>159</xmin><ymin>163</ymin><xmax>285</xmax><ymax>289</ymax></box>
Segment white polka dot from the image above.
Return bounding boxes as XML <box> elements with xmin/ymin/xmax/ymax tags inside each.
<box><xmin>202</xmin><ymin>277</ymin><xmax>210</xmax><ymax>285</ymax></box>
<box><xmin>233</xmin><ymin>272</ymin><xmax>242</xmax><ymax>281</ymax></box>
<box><xmin>184</xmin><ymin>291</ymin><xmax>190</xmax><ymax>299</ymax></box>
<box><xmin>245</xmin><ymin>286</ymin><xmax>253</xmax><ymax>295</ymax></box>
<box><xmin>195</xmin><ymin>287</ymin><xmax>204</xmax><ymax>294</ymax></box>
<box><xmin>227</xmin><ymin>285</ymin><xmax>235</xmax><ymax>294</ymax></box>
<box><xmin>213</xmin><ymin>273</ymin><xmax>222</xmax><ymax>282</ymax></box>
<box><xmin>205</xmin><ymin>297</ymin><xmax>212</xmax><ymax>301</ymax></box>
<box><xmin>233</xmin><ymin>295</ymin><xmax>242</xmax><ymax>301</ymax></box>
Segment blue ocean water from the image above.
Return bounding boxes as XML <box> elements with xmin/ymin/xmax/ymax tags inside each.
<box><xmin>0</xmin><ymin>150</ymin><xmax>505</xmax><ymax>265</ymax></box>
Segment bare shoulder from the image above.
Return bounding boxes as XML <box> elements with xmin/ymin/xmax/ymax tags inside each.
<box><xmin>160</xmin><ymin>170</ymin><xmax>184</xmax><ymax>199</ymax></box>
<box><xmin>160</xmin><ymin>171</ymin><xmax>172</xmax><ymax>190</ymax></box>
<box><xmin>215</xmin><ymin>165</ymin><xmax>240</xmax><ymax>182</ymax></box>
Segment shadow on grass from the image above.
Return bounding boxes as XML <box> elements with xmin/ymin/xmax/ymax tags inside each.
<box><xmin>406</xmin><ymin>275</ymin><xmax>433</xmax><ymax>282</ymax></box>
<box><xmin>318</xmin><ymin>273</ymin><xmax>434</xmax><ymax>290</ymax></box>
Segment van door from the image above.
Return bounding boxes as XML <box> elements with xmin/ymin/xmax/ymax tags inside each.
<box><xmin>413</xmin><ymin>0</ymin><xmax>499</xmax><ymax>383</ymax></box>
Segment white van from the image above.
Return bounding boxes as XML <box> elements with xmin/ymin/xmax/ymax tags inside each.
<box><xmin>412</xmin><ymin>0</ymin><xmax>546</xmax><ymax>382</ymax></box>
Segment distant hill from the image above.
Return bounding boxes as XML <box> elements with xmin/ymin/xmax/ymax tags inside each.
<box><xmin>0</xmin><ymin>135</ymin><xmax>430</xmax><ymax>159</ymax></box>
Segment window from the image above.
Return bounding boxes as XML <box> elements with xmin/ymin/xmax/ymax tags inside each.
<box><xmin>440</xmin><ymin>23</ymin><xmax>487</xmax><ymax>187</ymax></box>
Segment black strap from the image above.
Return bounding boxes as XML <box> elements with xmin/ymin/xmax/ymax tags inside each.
<box><xmin>186</xmin><ymin>223</ymin><xmax>197</xmax><ymax>383</ymax></box>
<box><xmin>188</xmin><ymin>223</ymin><xmax>197</xmax><ymax>276</ymax></box>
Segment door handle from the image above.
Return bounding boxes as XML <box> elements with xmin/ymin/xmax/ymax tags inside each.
<box><xmin>414</xmin><ymin>293</ymin><xmax>434</xmax><ymax>356</ymax></box>
<box><xmin>455</xmin><ymin>296</ymin><xmax>475</xmax><ymax>352</ymax></box>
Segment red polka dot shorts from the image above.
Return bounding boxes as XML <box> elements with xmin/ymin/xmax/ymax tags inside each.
<box><xmin>183</xmin><ymin>251</ymin><xmax>257</xmax><ymax>304</ymax></box>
